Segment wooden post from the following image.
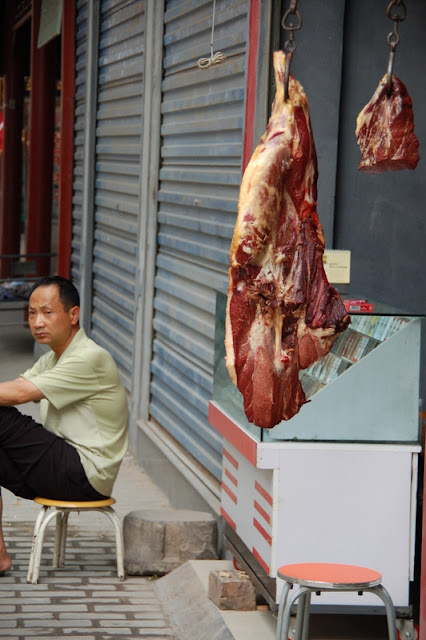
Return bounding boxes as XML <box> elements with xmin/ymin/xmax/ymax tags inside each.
<box><xmin>0</xmin><ymin>3</ymin><xmax>26</xmax><ymax>277</ymax></box>
<box><xmin>25</xmin><ymin>0</ymin><xmax>57</xmax><ymax>276</ymax></box>
<box><xmin>57</xmin><ymin>0</ymin><xmax>76</xmax><ymax>279</ymax></box>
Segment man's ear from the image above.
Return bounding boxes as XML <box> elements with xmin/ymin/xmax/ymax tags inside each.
<box><xmin>70</xmin><ymin>306</ymin><xmax>80</xmax><ymax>327</ymax></box>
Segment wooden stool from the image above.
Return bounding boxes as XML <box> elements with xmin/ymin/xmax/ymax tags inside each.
<box><xmin>27</xmin><ymin>497</ymin><xmax>125</xmax><ymax>584</ymax></box>
<box><xmin>276</xmin><ymin>562</ymin><xmax>398</xmax><ymax>640</ymax></box>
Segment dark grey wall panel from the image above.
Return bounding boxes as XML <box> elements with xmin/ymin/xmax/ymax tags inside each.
<box><xmin>278</xmin><ymin>0</ymin><xmax>346</xmax><ymax>246</ymax></box>
<box><xmin>334</xmin><ymin>0</ymin><xmax>426</xmax><ymax>314</ymax></box>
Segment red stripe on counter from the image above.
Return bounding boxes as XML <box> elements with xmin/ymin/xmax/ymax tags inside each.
<box><xmin>225</xmin><ymin>467</ymin><xmax>238</xmax><ymax>487</ymax></box>
<box><xmin>221</xmin><ymin>506</ymin><xmax>236</xmax><ymax>531</ymax></box>
<box><xmin>255</xmin><ymin>481</ymin><xmax>273</xmax><ymax>506</ymax></box>
<box><xmin>254</xmin><ymin>499</ymin><xmax>271</xmax><ymax>525</ymax></box>
<box><xmin>209</xmin><ymin>402</ymin><xmax>257</xmax><ymax>466</ymax></box>
<box><xmin>253</xmin><ymin>546</ymin><xmax>270</xmax><ymax>575</ymax></box>
<box><xmin>222</xmin><ymin>482</ymin><xmax>237</xmax><ymax>504</ymax></box>
<box><xmin>223</xmin><ymin>447</ymin><xmax>239</xmax><ymax>470</ymax></box>
<box><xmin>253</xmin><ymin>517</ymin><xmax>272</xmax><ymax>546</ymax></box>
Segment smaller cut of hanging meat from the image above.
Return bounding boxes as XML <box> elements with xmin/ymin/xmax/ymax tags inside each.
<box><xmin>356</xmin><ymin>75</ymin><xmax>419</xmax><ymax>173</ymax></box>
<box><xmin>225</xmin><ymin>51</ymin><xmax>350</xmax><ymax>430</ymax></box>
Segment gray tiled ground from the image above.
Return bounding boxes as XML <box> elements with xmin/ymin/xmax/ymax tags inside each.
<box><xmin>1</xmin><ymin>523</ymin><xmax>176</xmax><ymax>639</ymax></box>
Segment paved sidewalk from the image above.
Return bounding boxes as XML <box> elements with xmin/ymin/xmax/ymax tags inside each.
<box><xmin>1</xmin><ymin>522</ymin><xmax>176</xmax><ymax>639</ymax></box>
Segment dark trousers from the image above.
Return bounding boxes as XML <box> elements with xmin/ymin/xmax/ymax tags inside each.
<box><xmin>0</xmin><ymin>406</ymin><xmax>106</xmax><ymax>501</ymax></box>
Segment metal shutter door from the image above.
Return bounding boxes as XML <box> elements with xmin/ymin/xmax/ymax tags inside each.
<box><xmin>90</xmin><ymin>0</ymin><xmax>146</xmax><ymax>389</ymax></box>
<box><xmin>150</xmin><ymin>0</ymin><xmax>248</xmax><ymax>480</ymax></box>
<box><xmin>71</xmin><ymin>0</ymin><xmax>89</xmax><ymax>288</ymax></box>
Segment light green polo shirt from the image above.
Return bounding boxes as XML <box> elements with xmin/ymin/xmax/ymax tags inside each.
<box><xmin>21</xmin><ymin>328</ymin><xmax>129</xmax><ymax>497</ymax></box>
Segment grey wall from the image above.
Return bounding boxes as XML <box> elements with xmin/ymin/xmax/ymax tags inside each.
<box><xmin>335</xmin><ymin>0</ymin><xmax>426</xmax><ymax>314</ymax></box>
<box><xmin>278</xmin><ymin>0</ymin><xmax>425</xmax><ymax>314</ymax></box>
<box><xmin>279</xmin><ymin>0</ymin><xmax>346</xmax><ymax>246</ymax></box>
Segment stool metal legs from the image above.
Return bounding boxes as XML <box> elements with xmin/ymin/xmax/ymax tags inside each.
<box><xmin>27</xmin><ymin>505</ymin><xmax>125</xmax><ymax>584</ymax></box>
<box><xmin>370</xmin><ymin>585</ymin><xmax>398</xmax><ymax>640</ymax></box>
<box><xmin>27</xmin><ymin>506</ymin><xmax>61</xmax><ymax>584</ymax></box>
<box><xmin>53</xmin><ymin>511</ymin><xmax>70</xmax><ymax>568</ymax></box>
<box><xmin>276</xmin><ymin>583</ymin><xmax>398</xmax><ymax>640</ymax></box>
<box><xmin>277</xmin><ymin>584</ymin><xmax>312</xmax><ymax>640</ymax></box>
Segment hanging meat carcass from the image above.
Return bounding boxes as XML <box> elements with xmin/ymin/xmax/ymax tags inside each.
<box><xmin>225</xmin><ymin>51</ymin><xmax>350</xmax><ymax>430</ymax></box>
<box><xmin>356</xmin><ymin>75</ymin><xmax>419</xmax><ymax>173</ymax></box>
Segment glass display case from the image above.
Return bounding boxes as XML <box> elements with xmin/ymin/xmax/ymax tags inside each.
<box><xmin>213</xmin><ymin>292</ymin><xmax>424</xmax><ymax>444</ymax></box>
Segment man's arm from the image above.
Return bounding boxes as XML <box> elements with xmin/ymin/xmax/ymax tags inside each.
<box><xmin>0</xmin><ymin>378</ymin><xmax>45</xmax><ymax>406</ymax></box>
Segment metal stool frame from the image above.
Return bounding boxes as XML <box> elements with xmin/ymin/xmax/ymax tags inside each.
<box><xmin>276</xmin><ymin>563</ymin><xmax>398</xmax><ymax>640</ymax></box>
<box><xmin>27</xmin><ymin>497</ymin><xmax>125</xmax><ymax>584</ymax></box>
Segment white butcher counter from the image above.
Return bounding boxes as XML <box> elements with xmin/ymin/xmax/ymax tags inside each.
<box><xmin>209</xmin><ymin>292</ymin><xmax>425</xmax><ymax>617</ymax></box>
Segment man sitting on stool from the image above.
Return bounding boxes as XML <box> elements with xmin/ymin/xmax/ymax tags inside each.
<box><xmin>0</xmin><ymin>276</ymin><xmax>129</xmax><ymax>574</ymax></box>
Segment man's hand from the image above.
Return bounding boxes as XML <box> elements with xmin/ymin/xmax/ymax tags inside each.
<box><xmin>0</xmin><ymin>378</ymin><xmax>45</xmax><ymax>406</ymax></box>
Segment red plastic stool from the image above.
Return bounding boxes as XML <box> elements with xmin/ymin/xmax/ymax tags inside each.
<box><xmin>276</xmin><ymin>563</ymin><xmax>397</xmax><ymax>640</ymax></box>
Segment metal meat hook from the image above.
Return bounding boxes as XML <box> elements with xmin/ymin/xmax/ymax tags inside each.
<box><xmin>385</xmin><ymin>0</ymin><xmax>406</xmax><ymax>96</ymax></box>
<box><xmin>281</xmin><ymin>0</ymin><xmax>302</xmax><ymax>101</ymax></box>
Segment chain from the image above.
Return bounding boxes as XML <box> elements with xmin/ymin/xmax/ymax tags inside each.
<box><xmin>281</xmin><ymin>0</ymin><xmax>303</xmax><ymax>101</ymax></box>
<box><xmin>385</xmin><ymin>0</ymin><xmax>406</xmax><ymax>95</ymax></box>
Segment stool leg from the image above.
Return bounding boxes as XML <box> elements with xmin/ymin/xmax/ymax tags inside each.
<box><xmin>276</xmin><ymin>581</ymin><xmax>292</xmax><ymax>640</ymax></box>
<box><xmin>280</xmin><ymin>587</ymin><xmax>311</xmax><ymax>640</ymax></box>
<box><xmin>294</xmin><ymin>592</ymin><xmax>306</xmax><ymax>640</ymax></box>
<box><xmin>53</xmin><ymin>511</ymin><xmax>63</xmax><ymax>568</ymax></box>
<box><xmin>27</xmin><ymin>506</ymin><xmax>48</xmax><ymax>583</ymax></box>
<box><xmin>28</xmin><ymin>509</ymin><xmax>61</xmax><ymax>584</ymax></box>
<box><xmin>58</xmin><ymin>511</ymin><xmax>70</xmax><ymax>567</ymax></box>
<box><xmin>370</xmin><ymin>585</ymin><xmax>398</xmax><ymax>640</ymax></box>
<box><xmin>101</xmin><ymin>507</ymin><xmax>125</xmax><ymax>580</ymax></box>
<box><xmin>301</xmin><ymin>591</ymin><xmax>311</xmax><ymax>640</ymax></box>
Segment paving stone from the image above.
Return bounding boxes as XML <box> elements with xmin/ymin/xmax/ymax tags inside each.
<box><xmin>94</xmin><ymin>604</ymin><xmax>162</xmax><ymax>612</ymax></box>
<box><xmin>21</xmin><ymin>604</ymin><xmax>88</xmax><ymax>612</ymax></box>
<box><xmin>23</xmin><ymin>620</ymin><xmax>93</xmax><ymax>628</ymax></box>
<box><xmin>94</xmin><ymin>630</ymin><xmax>132</xmax><ymax>636</ymax></box>
<box><xmin>59</xmin><ymin>613</ymin><xmax>128</xmax><ymax>620</ymax></box>
<box><xmin>30</xmin><ymin>637</ymin><xmax>96</xmax><ymax>640</ymax></box>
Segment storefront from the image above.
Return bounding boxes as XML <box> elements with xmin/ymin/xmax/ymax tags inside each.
<box><xmin>40</xmin><ymin>0</ymin><xmax>426</xmax><ymax>635</ymax></box>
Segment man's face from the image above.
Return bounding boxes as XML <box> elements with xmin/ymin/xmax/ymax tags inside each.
<box><xmin>28</xmin><ymin>285</ymin><xmax>80</xmax><ymax>355</ymax></box>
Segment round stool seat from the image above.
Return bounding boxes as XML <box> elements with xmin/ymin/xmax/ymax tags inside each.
<box><xmin>277</xmin><ymin>562</ymin><xmax>382</xmax><ymax>590</ymax></box>
<box><xmin>276</xmin><ymin>562</ymin><xmax>397</xmax><ymax>640</ymax></box>
<box><xmin>34</xmin><ymin>497</ymin><xmax>116</xmax><ymax>509</ymax></box>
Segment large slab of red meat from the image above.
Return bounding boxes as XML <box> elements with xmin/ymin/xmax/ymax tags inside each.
<box><xmin>225</xmin><ymin>51</ymin><xmax>350</xmax><ymax>430</ymax></box>
<box><xmin>356</xmin><ymin>75</ymin><xmax>419</xmax><ymax>173</ymax></box>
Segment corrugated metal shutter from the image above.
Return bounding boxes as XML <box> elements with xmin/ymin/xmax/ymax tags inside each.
<box><xmin>71</xmin><ymin>0</ymin><xmax>89</xmax><ymax>289</ymax></box>
<box><xmin>90</xmin><ymin>0</ymin><xmax>146</xmax><ymax>389</ymax></box>
<box><xmin>150</xmin><ymin>0</ymin><xmax>249</xmax><ymax>480</ymax></box>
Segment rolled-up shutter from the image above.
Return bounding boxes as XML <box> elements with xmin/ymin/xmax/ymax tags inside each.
<box><xmin>90</xmin><ymin>0</ymin><xmax>146</xmax><ymax>389</ymax></box>
<box><xmin>71</xmin><ymin>0</ymin><xmax>89</xmax><ymax>289</ymax></box>
<box><xmin>149</xmin><ymin>0</ymin><xmax>249</xmax><ymax>480</ymax></box>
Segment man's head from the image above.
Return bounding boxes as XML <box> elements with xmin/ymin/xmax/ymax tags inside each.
<box><xmin>28</xmin><ymin>277</ymin><xmax>80</xmax><ymax>357</ymax></box>
<box><xmin>29</xmin><ymin>276</ymin><xmax>80</xmax><ymax>310</ymax></box>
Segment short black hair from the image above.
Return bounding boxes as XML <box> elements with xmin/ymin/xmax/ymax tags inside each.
<box><xmin>30</xmin><ymin>276</ymin><xmax>80</xmax><ymax>310</ymax></box>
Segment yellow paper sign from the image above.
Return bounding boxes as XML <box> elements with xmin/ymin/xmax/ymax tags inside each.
<box><xmin>323</xmin><ymin>250</ymin><xmax>351</xmax><ymax>284</ymax></box>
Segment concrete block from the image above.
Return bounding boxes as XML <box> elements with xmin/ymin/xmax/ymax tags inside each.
<box><xmin>155</xmin><ymin>561</ymin><xmax>235</xmax><ymax>640</ymax></box>
<box><xmin>123</xmin><ymin>508</ymin><xmax>218</xmax><ymax>575</ymax></box>
<box><xmin>208</xmin><ymin>569</ymin><xmax>256</xmax><ymax>611</ymax></box>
